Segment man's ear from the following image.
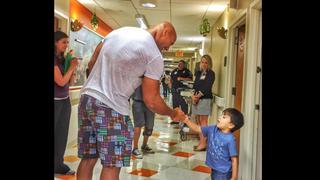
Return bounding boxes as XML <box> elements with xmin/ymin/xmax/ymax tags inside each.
<box><xmin>163</xmin><ymin>29</ymin><xmax>168</xmax><ymax>36</ymax></box>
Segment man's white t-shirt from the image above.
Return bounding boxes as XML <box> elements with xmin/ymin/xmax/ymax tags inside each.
<box><xmin>81</xmin><ymin>27</ymin><xmax>163</xmax><ymax>115</ymax></box>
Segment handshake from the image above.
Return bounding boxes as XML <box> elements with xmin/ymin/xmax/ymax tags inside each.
<box><xmin>170</xmin><ymin>107</ymin><xmax>188</xmax><ymax>122</ymax></box>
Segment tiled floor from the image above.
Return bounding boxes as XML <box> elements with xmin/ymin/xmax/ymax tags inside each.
<box><xmin>55</xmin><ymin>96</ymin><xmax>211</xmax><ymax>180</ymax></box>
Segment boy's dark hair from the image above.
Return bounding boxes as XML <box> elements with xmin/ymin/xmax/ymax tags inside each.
<box><xmin>223</xmin><ymin>108</ymin><xmax>244</xmax><ymax>132</ymax></box>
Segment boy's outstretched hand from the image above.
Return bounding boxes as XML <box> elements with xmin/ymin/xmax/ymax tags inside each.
<box><xmin>180</xmin><ymin>115</ymin><xmax>188</xmax><ymax>123</ymax></box>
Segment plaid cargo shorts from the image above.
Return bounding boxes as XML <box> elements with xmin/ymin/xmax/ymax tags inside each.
<box><xmin>77</xmin><ymin>94</ymin><xmax>134</xmax><ymax>167</ymax></box>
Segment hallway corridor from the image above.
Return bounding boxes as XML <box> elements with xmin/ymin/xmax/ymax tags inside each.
<box><xmin>55</xmin><ymin>96</ymin><xmax>211</xmax><ymax>180</ymax></box>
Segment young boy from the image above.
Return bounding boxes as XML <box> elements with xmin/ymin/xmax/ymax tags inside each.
<box><xmin>181</xmin><ymin>108</ymin><xmax>244</xmax><ymax>180</ymax></box>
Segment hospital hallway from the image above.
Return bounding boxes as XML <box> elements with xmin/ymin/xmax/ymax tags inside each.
<box><xmin>55</xmin><ymin>95</ymin><xmax>212</xmax><ymax>180</ymax></box>
<box><xmin>55</xmin><ymin>0</ymin><xmax>262</xmax><ymax>179</ymax></box>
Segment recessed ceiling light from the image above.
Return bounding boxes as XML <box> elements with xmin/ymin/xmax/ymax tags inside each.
<box><xmin>78</xmin><ymin>0</ymin><xmax>94</xmax><ymax>5</ymax></box>
<box><xmin>208</xmin><ymin>5</ymin><xmax>227</xmax><ymax>11</ymax></box>
<box><xmin>140</xmin><ymin>0</ymin><xmax>157</xmax><ymax>8</ymax></box>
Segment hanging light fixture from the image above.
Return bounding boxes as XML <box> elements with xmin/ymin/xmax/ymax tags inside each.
<box><xmin>91</xmin><ymin>12</ymin><xmax>99</xmax><ymax>31</ymax></box>
<box><xmin>200</xmin><ymin>18</ymin><xmax>211</xmax><ymax>37</ymax></box>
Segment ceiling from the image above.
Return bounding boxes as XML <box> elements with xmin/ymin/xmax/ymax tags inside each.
<box><xmin>77</xmin><ymin>0</ymin><xmax>229</xmax><ymax>52</ymax></box>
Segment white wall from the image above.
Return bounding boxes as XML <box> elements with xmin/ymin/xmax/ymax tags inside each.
<box><xmin>201</xmin><ymin>8</ymin><xmax>237</xmax><ymax>125</ymax></box>
<box><xmin>201</xmin><ymin>0</ymin><xmax>262</xmax><ymax>179</ymax></box>
<box><xmin>225</xmin><ymin>1</ymin><xmax>262</xmax><ymax>179</ymax></box>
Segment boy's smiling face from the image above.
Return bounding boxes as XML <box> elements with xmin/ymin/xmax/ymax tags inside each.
<box><xmin>217</xmin><ymin>112</ymin><xmax>235</xmax><ymax>132</ymax></box>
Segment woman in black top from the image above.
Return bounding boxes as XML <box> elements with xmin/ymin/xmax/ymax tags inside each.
<box><xmin>192</xmin><ymin>55</ymin><xmax>215</xmax><ymax>151</ymax></box>
<box><xmin>54</xmin><ymin>31</ymin><xmax>78</xmax><ymax>175</ymax></box>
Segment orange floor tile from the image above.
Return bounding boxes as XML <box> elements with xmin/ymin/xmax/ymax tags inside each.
<box><xmin>151</xmin><ymin>131</ymin><xmax>160</xmax><ymax>137</ymax></box>
<box><xmin>162</xmin><ymin>141</ymin><xmax>177</xmax><ymax>146</ymax></box>
<box><xmin>64</xmin><ymin>155</ymin><xmax>80</xmax><ymax>162</ymax></box>
<box><xmin>192</xmin><ymin>165</ymin><xmax>212</xmax><ymax>174</ymax></box>
<box><xmin>129</xmin><ymin>168</ymin><xmax>158</xmax><ymax>177</ymax></box>
<box><xmin>56</xmin><ymin>174</ymin><xmax>76</xmax><ymax>180</ymax></box>
<box><xmin>172</xmin><ymin>151</ymin><xmax>194</xmax><ymax>158</ymax></box>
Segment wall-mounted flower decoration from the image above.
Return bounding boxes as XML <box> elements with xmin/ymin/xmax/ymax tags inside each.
<box><xmin>71</xmin><ymin>19</ymin><xmax>83</xmax><ymax>32</ymax></box>
<box><xmin>217</xmin><ymin>27</ymin><xmax>228</xmax><ymax>39</ymax></box>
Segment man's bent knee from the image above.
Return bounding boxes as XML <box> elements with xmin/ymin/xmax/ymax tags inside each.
<box><xmin>143</xmin><ymin>128</ymin><xmax>153</xmax><ymax>136</ymax></box>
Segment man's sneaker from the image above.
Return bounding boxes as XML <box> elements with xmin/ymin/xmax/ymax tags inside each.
<box><xmin>141</xmin><ymin>144</ymin><xmax>155</xmax><ymax>154</ymax></box>
<box><xmin>132</xmin><ymin>148</ymin><xmax>143</xmax><ymax>159</ymax></box>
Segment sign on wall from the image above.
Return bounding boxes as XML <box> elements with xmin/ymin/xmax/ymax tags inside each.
<box><xmin>175</xmin><ymin>50</ymin><xmax>184</xmax><ymax>57</ymax></box>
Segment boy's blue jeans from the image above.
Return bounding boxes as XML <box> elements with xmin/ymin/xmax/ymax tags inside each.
<box><xmin>211</xmin><ymin>170</ymin><xmax>232</xmax><ymax>180</ymax></box>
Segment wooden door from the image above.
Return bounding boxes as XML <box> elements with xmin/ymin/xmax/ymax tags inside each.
<box><xmin>233</xmin><ymin>24</ymin><xmax>246</xmax><ymax>152</ymax></box>
<box><xmin>54</xmin><ymin>17</ymin><xmax>60</xmax><ymax>32</ymax></box>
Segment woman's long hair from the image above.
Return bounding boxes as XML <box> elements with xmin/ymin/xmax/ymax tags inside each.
<box><xmin>54</xmin><ymin>31</ymin><xmax>68</xmax><ymax>65</ymax></box>
<box><xmin>200</xmin><ymin>54</ymin><xmax>213</xmax><ymax>71</ymax></box>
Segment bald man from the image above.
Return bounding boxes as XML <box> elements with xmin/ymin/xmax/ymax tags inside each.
<box><xmin>77</xmin><ymin>22</ymin><xmax>185</xmax><ymax>180</ymax></box>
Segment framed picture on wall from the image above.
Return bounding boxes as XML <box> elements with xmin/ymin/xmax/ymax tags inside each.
<box><xmin>69</xmin><ymin>26</ymin><xmax>103</xmax><ymax>87</ymax></box>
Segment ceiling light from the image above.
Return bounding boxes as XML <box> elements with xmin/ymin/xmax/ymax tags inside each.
<box><xmin>140</xmin><ymin>0</ymin><xmax>157</xmax><ymax>8</ymax></box>
<box><xmin>179</xmin><ymin>36</ymin><xmax>205</xmax><ymax>42</ymax></box>
<box><xmin>208</xmin><ymin>5</ymin><xmax>227</xmax><ymax>11</ymax></box>
<box><xmin>171</xmin><ymin>47</ymin><xmax>198</xmax><ymax>51</ymax></box>
<box><xmin>78</xmin><ymin>0</ymin><xmax>94</xmax><ymax>5</ymax></box>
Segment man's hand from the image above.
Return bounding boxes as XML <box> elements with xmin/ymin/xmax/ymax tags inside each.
<box><xmin>170</xmin><ymin>107</ymin><xmax>185</xmax><ymax>122</ymax></box>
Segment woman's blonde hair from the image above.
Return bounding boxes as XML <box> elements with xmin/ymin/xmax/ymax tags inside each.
<box><xmin>200</xmin><ymin>54</ymin><xmax>213</xmax><ymax>70</ymax></box>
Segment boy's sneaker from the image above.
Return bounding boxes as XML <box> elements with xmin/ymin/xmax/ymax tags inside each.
<box><xmin>141</xmin><ymin>144</ymin><xmax>155</xmax><ymax>154</ymax></box>
<box><xmin>132</xmin><ymin>148</ymin><xmax>143</xmax><ymax>159</ymax></box>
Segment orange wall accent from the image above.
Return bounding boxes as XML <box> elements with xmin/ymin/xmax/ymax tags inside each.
<box><xmin>70</xmin><ymin>0</ymin><xmax>113</xmax><ymax>37</ymax></box>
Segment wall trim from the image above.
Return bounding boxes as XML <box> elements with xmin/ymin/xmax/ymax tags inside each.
<box><xmin>238</xmin><ymin>0</ymin><xmax>262</xmax><ymax>179</ymax></box>
<box><xmin>54</xmin><ymin>9</ymin><xmax>69</xmax><ymax>20</ymax></box>
<box><xmin>225</xmin><ymin>10</ymin><xmax>246</xmax><ymax>109</ymax></box>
